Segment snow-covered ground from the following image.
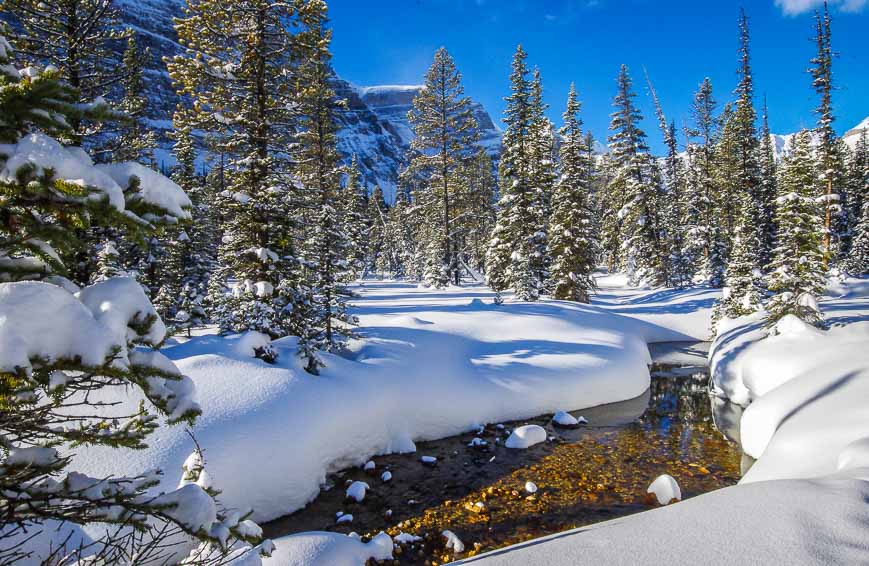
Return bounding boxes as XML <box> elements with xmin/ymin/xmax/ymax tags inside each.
<box><xmin>72</xmin><ymin>278</ymin><xmax>705</xmax><ymax>528</ymax></box>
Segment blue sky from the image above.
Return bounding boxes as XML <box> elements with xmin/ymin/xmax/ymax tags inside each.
<box><xmin>328</xmin><ymin>0</ymin><xmax>868</xmax><ymax>153</ymax></box>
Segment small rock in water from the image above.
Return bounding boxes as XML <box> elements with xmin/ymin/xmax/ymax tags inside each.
<box><xmin>578</xmin><ymin>416</ymin><xmax>588</xmax><ymax>424</ymax></box>
<box><xmin>496</xmin><ymin>424</ymin><xmax>505</xmax><ymax>430</ymax></box>
<box><xmin>363</xmin><ymin>460</ymin><xmax>376</xmax><ymax>472</ymax></box>
<box><xmin>442</xmin><ymin>530</ymin><xmax>465</xmax><ymax>553</ymax></box>
<box><xmin>464</xmin><ymin>501</ymin><xmax>486</xmax><ymax>514</ymax></box>
<box><xmin>647</xmin><ymin>474</ymin><xmax>682</xmax><ymax>505</ymax></box>
<box><xmin>467</xmin><ymin>437</ymin><xmax>488</xmax><ymax>448</ymax></box>
<box><xmin>505</xmin><ymin>425</ymin><xmax>547</xmax><ymax>449</ymax></box>
<box><xmin>384</xmin><ymin>509</ymin><xmax>393</xmax><ymax>518</ymax></box>
<box><xmin>525</xmin><ymin>481</ymin><xmax>538</xmax><ymax>494</ymax></box>
<box><xmin>381</xmin><ymin>470</ymin><xmax>392</xmax><ymax>483</ymax></box>
<box><xmin>336</xmin><ymin>513</ymin><xmax>353</xmax><ymax>524</ymax></box>
<box><xmin>420</xmin><ymin>455</ymin><xmax>438</xmax><ymax>466</ymax></box>
<box><xmin>345</xmin><ymin>481</ymin><xmax>370</xmax><ymax>503</ymax></box>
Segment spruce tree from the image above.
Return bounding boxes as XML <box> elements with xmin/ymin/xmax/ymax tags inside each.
<box><xmin>606</xmin><ymin>64</ymin><xmax>668</xmax><ymax>286</ymax></box>
<box><xmin>406</xmin><ymin>47</ymin><xmax>479</xmax><ymax>287</ymax></box>
<box><xmin>527</xmin><ymin>68</ymin><xmax>556</xmax><ymax>288</ymax></box>
<box><xmin>646</xmin><ymin>72</ymin><xmax>690</xmax><ymax>287</ymax></box>
<box><xmin>458</xmin><ymin>149</ymin><xmax>496</xmax><ymax>275</ymax></box>
<box><xmin>109</xmin><ymin>36</ymin><xmax>158</xmax><ymax>165</ymax></box>
<box><xmin>0</xmin><ymin>34</ymin><xmax>267</xmax><ymax>564</ymax></box>
<box><xmin>758</xmin><ymin>97</ymin><xmax>778</xmax><ymax>268</ymax></box>
<box><xmin>296</xmin><ymin>3</ymin><xmax>356</xmax><ymax>370</ymax></box>
<box><xmin>486</xmin><ymin>45</ymin><xmax>539</xmax><ymax>300</ymax></box>
<box><xmin>766</xmin><ymin>131</ymin><xmax>826</xmax><ymax>327</ymax></box>
<box><xmin>1</xmin><ymin>0</ymin><xmax>131</xmax><ymax>144</ymax></box>
<box><xmin>684</xmin><ymin>78</ymin><xmax>725</xmax><ymax>285</ymax></box>
<box><xmin>809</xmin><ymin>3</ymin><xmax>846</xmax><ymax>262</ymax></box>
<box><xmin>366</xmin><ymin>185</ymin><xmax>388</xmax><ymax>276</ymax></box>
<box><xmin>341</xmin><ymin>154</ymin><xmax>370</xmax><ymax>279</ymax></box>
<box><xmin>169</xmin><ymin>0</ymin><xmax>311</xmax><ymax>344</ymax></box>
<box><xmin>547</xmin><ymin>84</ymin><xmax>596</xmax><ymax>302</ymax></box>
<box><xmin>847</xmin><ymin>129</ymin><xmax>869</xmax><ymax>274</ymax></box>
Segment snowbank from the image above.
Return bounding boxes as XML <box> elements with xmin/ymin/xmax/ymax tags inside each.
<box><xmin>709</xmin><ymin>279</ymin><xmax>869</xmax><ymax>483</ymax></box>
<box><xmin>458</xmin><ymin>474</ymin><xmax>869</xmax><ymax>565</ymax></box>
<box><xmin>69</xmin><ymin>281</ymin><xmax>678</xmax><ymax>522</ymax></box>
<box><xmin>263</xmin><ymin>531</ymin><xmax>392</xmax><ymax>565</ymax></box>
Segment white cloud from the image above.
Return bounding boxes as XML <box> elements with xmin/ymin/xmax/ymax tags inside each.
<box><xmin>775</xmin><ymin>0</ymin><xmax>868</xmax><ymax>16</ymax></box>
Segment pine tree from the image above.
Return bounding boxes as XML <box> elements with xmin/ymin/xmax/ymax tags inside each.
<box><xmin>341</xmin><ymin>154</ymin><xmax>370</xmax><ymax>279</ymax></box>
<box><xmin>457</xmin><ymin>149</ymin><xmax>496</xmax><ymax>275</ymax></box>
<box><xmin>367</xmin><ymin>185</ymin><xmax>388</xmax><ymax>276</ymax></box>
<box><xmin>169</xmin><ymin>0</ymin><xmax>312</xmax><ymax>344</ymax></box>
<box><xmin>547</xmin><ymin>84</ymin><xmax>596</xmax><ymax>302</ymax></box>
<box><xmin>646</xmin><ymin>71</ymin><xmax>690</xmax><ymax>287</ymax></box>
<box><xmin>731</xmin><ymin>9</ymin><xmax>768</xmax><ymax>274</ymax></box>
<box><xmin>758</xmin><ymin>97</ymin><xmax>778</xmax><ymax>268</ymax></box>
<box><xmin>1</xmin><ymin>0</ymin><xmax>131</xmax><ymax>144</ymax></box>
<box><xmin>0</xmin><ymin>34</ymin><xmax>267</xmax><ymax>564</ymax></box>
<box><xmin>606</xmin><ymin>64</ymin><xmax>668</xmax><ymax>286</ymax></box>
<box><xmin>108</xmin><ymin>36</ymin><xmax>158</xmax><ymax>165</ymax></box>
<box><xmin>296</xmin><ymin>2</ymin><xmax>356</xmax><ymax>371</ymax></box>
<box><xmin>527</xmin><ymin>68</ymin><xmax>556</xmax><ymax>288</ymax></box>
<box><xmin>717</xmin><ymin>191</ymin><xmax>764</xmax><ymax>321</ymax></box>
<box><xmin>486</xmin><ymin>45</ymin><xmax>540</xmax><ymax>300</ymax></box>
<box><xmin>766</xmin><ymin>130</ymin><xmax>826</xmax><ymax>327</ymax></box>
<box><xmin>406</xmin><ymin>47</ymin><xmax>479</xmax><ymax>287</ymax></box>
<box><xmin>809</xmin><ymin>3</ymin><xmax>846</xmax><ymax>262</ymax></box>
<box><xmin>684</xmin><ymin>78</ymin><xmax>725</xmax><ymax>285</ymax></box>
<box><xmin>847</xmin><ymin>129</ymin><xmax>869</xmax><ymax>274</ymax></box>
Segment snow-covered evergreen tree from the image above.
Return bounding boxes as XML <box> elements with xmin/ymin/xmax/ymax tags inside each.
<box><xmin>341</xmin><ymin>154</ymin><xmax>370</xmax><ymax>279</ymax></box>
<box><xmin>606</xmin><ymin>64</ymin><xmax>668</xmax><ymax>286</ymax></box>
<box><xmin>766</xmin><ymin>130</ymin><xmax>826</xmax><ymax>328</ymax></box>
<box><xmin>684</xmin><ymin>78</ymin><xmax>725</xmax><ymax>285</ymax></box>
<box><xmin>486</xmin><ymin>45</ymin><xmax>541</xmax><ymax>300</ymax></box>
<box><xmin>808</xmin><ymin>3</ymin><xmax>846</xmax><ymax>262</ymax></box>
<box><xmin>717</xmin><ymin>190</ymin><xmax>764</xmax><ymax>321</ymax></box>
<box><xmin>296</xmin><ymin>3</ymin><xmax>357</xmax><ymax>371</ymax></box>
<box><xmin>646</xmin><ymin>72</ymin><xmax>690</xmax><ymax>287</ymax></box>
<box><xmin>2</xmin><ymin>0</ymin><xmax>130</xmax><ymax>144</ymax></box>
<box><xmin>527</xmin><ymin>68</ymin><xmax>556</xmax><ymax>288</ymax></box>
<box><xmin>458</xmin><ymin>149</ymin><xmax>496</xmax><ymax>275</ymax></box>
<box><xmin>847</xmin><ymin>129</ymin><xmax>869</xmax><ymax>274</ymax></box>
<box><xmin>169</xmin><ymin>0</ymin><xmax>312</xmax><ymax>344</ymax></box>
<box><xmin>547</xmin><ymin>83</ymin><xmax>596</xmax><ymax>302</ymax></box>
<box><xmin>0</xmin><ymin>34</ymin><xmax>268</xmax><ymax>564</ymax></box>
<box><xmin>107</xmin><ymin>35</ymin><xmax>158</xmax><ymax>165</ymax></box>
<box><xmin>758</xmin><ymin>97</ymin><xmax>778</xmax><ymax>269</ymax></box>
<box><xmin>406</xmin><ymin>47</ymin><xmax>479</xmax><ymax>287</ymax></box>
<box><xmin>367</xmin><ymin>185</ymin><xmax>388</xmax><ymax>276</ymax></box>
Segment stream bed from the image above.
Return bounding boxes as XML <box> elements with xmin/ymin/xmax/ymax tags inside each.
<box><xmin>263</xmin><ymin>342</ymin><xmax>744</xmax><ymax>564</ymax></box>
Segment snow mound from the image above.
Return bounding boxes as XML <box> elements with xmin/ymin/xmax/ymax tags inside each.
<box><xmin>264</xmin><ymin>531</ymin><xmax>393</xmax><ymax>565</ymax></box>
<box><xmin>505</xmin><ymin>425</ymin><xmax>547</xmax><ymax>449</ymax></box>
<box><xmin>234</xmin><ymin>331</ymin><xmax>272</xmax><ymax>358</ymax></box>
<box><xmin>551</xmin><ymin>410</ymin><xmax>579</xmax><ymax>427</ymax></box>
<box><xmin>345</xmin><ymin>481</ymin><xmax>369</xmax><ymax>503</ymax></box>
<box><xmin>837</xmin><ymin>437</ymin><xmax>869</xmax><ymax>472</ymax></box>
<box><xmin>647</xmin><ymin>474</ymin><xmax>681</xmax><ymax>505</ymax></box>
<box><xmin>442</xmin><ymin>530</ymin><xmax>465</xmax><ymax>553</ymax></box>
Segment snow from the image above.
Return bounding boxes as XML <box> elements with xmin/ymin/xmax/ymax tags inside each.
<box><xmin>345</xmin><ymin>481</ymin><xmax>369</xmax><ymax>502</ymax></box>
<box><xmin>97</xmin><ymin>162</ymin><xmax>192</xmax><ymax>221</ymax></box>
<box><xmin>709</xmin><ymin>278</ymin><xmax>869</xmax><ymax>483</ymax></box>
<box><xmin>393</xmin><ymin>532</ymin><xmax>422</xmax><ymax>544</ymax></box>
<box><xmin>442</xmin><ymin>530</ymin><xmax>465</xmax><ymax>553</ymax></box>
<box><xmin>551</xmin><ymin>410</ymin><xmax>579</xmax><ymax>427</ymax></box>
<box><xmin>60</xmin><ymin>279</ymin><xmax>712</xmax><ymax>524</ymax></box>
<box><xmin>504</xmin><ymin>425</ymin><xmax>547</xmax><ymax>449</ymax></box>
<box><xmin>234</xmin><ymin>331</ymin><xmax>273</xmax><ymax>357</ymax></box>
<box><xmin>0</xmin><ymin>282</ymin><xmax>118</xmax><ymax>373</ymax></box>
<box><xmin>646</xmin><ymin>474</ymin><xmax>681</xmax><ymax>505</ymax></box>
<box><xmin>263</xmin><ymin>531</ymin><xmax>392</xmax><ymax>565</ymax></box>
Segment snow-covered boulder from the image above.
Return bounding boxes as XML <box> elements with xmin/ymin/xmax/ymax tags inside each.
<box><xmin>505</xmin><ymin>425</ymin><xmax>547</xmax><ymax>449</ymax></box>
<box><xmin>345</xmin><ymin>481</ymin><xmax>369</xmax><ymax>503</ymax></box>
<box><xmin>551</xmin><ymin>410</ymin><xmax>579</xmax><ymax>427</ymax></box>
<box><xmin>647</xmin><ymin>474</ymin><xmax>681</xmax><ymax>505</ymax></box>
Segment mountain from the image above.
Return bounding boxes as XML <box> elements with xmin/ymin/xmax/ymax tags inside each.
<box><xmin>769</xmin><ymin>116</ymin><xmax>868</xmax><ymax>161</ymax></box>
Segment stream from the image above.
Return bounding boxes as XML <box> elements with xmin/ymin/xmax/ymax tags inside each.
<box><xmin>263</xmin><ymin>341</ymin><xmax>745</xmax><ymax>565</ymax></box>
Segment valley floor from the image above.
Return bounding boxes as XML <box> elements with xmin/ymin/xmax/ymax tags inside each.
<box><xmin>61</xmin><ymin>275</ymin><xmax>869</xmax><ymax>564</ymax></box>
